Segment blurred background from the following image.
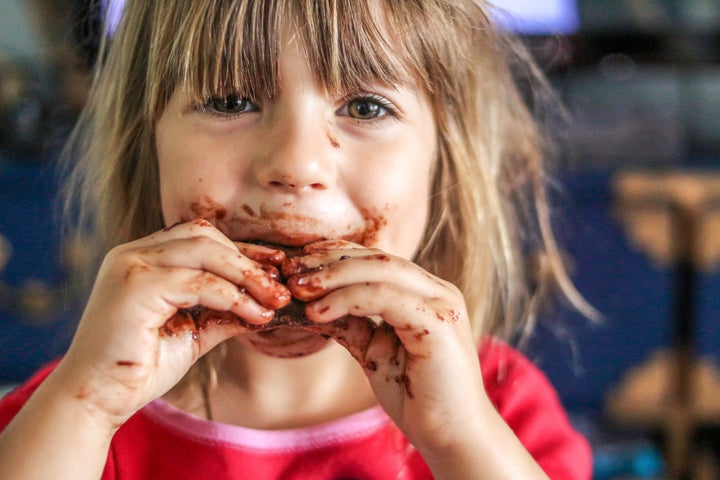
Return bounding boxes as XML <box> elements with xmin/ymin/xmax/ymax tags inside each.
<box><xmin>0</xmin><ymin>1</ymin><xmax>718</xmax><ymax>479</ymax></box>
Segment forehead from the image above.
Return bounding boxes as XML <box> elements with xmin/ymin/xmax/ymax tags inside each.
<box><xmin>153</xmin><ymin>0</ymin><xmax>424</xmax><ymax>102</ymax></box>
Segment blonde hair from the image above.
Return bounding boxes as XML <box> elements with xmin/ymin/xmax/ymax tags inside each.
<box><xmin>64</xmin><ymin>0</ymin><xmax>590</xmax><ymax>342</ymax></box>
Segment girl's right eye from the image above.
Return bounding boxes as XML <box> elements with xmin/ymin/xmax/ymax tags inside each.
<box><xmin>203</xmin><ymin>94</ymin><xmax>258</xmax><ymax>116</ymax></box>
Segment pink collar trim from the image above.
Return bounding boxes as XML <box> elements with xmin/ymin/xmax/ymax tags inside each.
<box><xmin>142</xmin><ymin>399</ymin><xmax>391</xmax><ymax>453</ymax></box>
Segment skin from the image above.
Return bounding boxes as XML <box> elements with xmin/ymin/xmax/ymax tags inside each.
<box><xmin>0</xmin><ymin>30</ymin><xmax>548</xmax><ymax>480</ymax></box>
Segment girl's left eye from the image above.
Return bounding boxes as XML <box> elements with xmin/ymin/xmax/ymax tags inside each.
<box><xmin>204</xmin><ymin>94</ymin><xmax>258</xmax><ymax>115</ymax></box>
<box><xmin>338</xmin><ymin>95</ymin><xmax>395</xmax><ymax>121</ymax></box>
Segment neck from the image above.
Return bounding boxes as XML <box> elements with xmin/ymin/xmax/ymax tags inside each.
<box><xmin>166</xmin><ymin>334</ymin><xmax>377</xmax><ymax>429</ymax></box>
<box><xmin>223</xmin><ymin>336</ymin><xmax>357</xmax><ymax>396</ymax></box>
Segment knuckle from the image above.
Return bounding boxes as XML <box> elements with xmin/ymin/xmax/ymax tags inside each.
<box><xmin>187</xmin><ymin>218</ymin><xmax>216</xmax><ymax>233</ymax></box>
<box><xmin>190</xmin><ymin>218</ymin><xmax>213</xmax><ymax>228</ymax></box>
<box><xmin>102</xmin><ymin>248</ymin><xmax>154</xmax><ymax>285</ymax></box>
<box><xmin>122</xmin><ymin>262</ymin><xmax>153</xmax><ymax>285</ymax></box>
<box><xmin>104</xmin><ymin>243</ymin><xmax>127</xmax><ymax>264</ymax></box>
<box><xmin>186</xmin><ymin>270</ymin><xmax>222</xmax><ymax>294</ymax></box>
<box><xmin>361</xmin><ymin>282</ymin><xmax>398</xmax><ymax>306</ymax></box>
<box><xmin>446</xmin><ymin>281</ymin><xmax>463</xmax><ymax>298</ymax></box>
<box><xmin>187</xmin><ymin>234</ymin><xmax>215</xmax><ymax>250</ymax></box>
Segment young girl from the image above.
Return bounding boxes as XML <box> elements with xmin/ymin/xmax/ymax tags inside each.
<box><xmin>0</xmin><ymin>1</ymin><xmax>592</xmax><ymax>478</ymax></box>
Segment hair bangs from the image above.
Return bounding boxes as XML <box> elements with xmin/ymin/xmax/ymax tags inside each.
<box><xmin>296</xmin><ymin>1</ymin><xmax>415</xmax><ymax>95</ymax></box>
<box><xmin>149</xmin><ymin>0</ymin><xmax>421</xmax><ymax>113</ymax></box>
<box><xmin>148</xmin><ymin>0</ymin><xmax>281</xmax><ymax>111</ymax></box>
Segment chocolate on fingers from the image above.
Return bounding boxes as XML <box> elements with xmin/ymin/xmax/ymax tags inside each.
<box><xmin>160</xmin><ymin>241</ymin><xmax>370</xmax><ymax>337</ymax></box>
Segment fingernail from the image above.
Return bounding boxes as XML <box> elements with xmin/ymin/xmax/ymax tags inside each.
<box><xmin>287</xmin><ymin>274</ymin><xmax>326</xmax><ymax>301</ymax></box>
<box><xmin>273</xmin><ymin>291</ymin><xmax>292</xmax><ymax>308</ymax></box>
<box><xmin>257</xmin><ymin>309</ymin><xmax>275</xmax><ymax>322</ymax></box>
<box><xmin>307</xmin><ymin>302</ymin><xmax>332</xmax><ymax>315</ymax></box>
<box><xmin>280</xmin><ymin>256</ymin><xmax>306</xmax><ymax>276</ymax></box>
<box><xmin>261</xmin><ymin>264</ymin><xmax>280</xmax><ymax>280</ymax></box>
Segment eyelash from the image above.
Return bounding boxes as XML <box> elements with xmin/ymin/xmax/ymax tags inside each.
<box><xmin>338</xmin><ymin>93</ymin><xmax>399</xmax><ymax>123</ymax></box>
<box><xmin>192</xmin><ymin>95</ymin><xmax>258</xmax><ymax>119</ymax></box>
<box><xmin>192</xmin><ymin>92</ymin><xmax>399</xmax><ymax>123</ymax></box>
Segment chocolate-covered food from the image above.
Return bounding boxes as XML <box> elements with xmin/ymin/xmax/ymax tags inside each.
<box><xmin>171</xmin><ymin>242</ymin><xmax>314</xmax><ymax>334</ymax></box>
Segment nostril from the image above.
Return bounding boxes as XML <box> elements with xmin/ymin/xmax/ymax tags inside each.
<box><xmin>269</xmin><ymin>180</ymin><xmax>296</xmax><ymax>188</ymax></box>
<box><xmin>267</xmin><ymin>177</ymin><xmax>327</xmax><ymax>190</ymax></box>
<box><xmin>261</xmin><ymin>170</ymin><xmax>330</xmax><ymax>191</ymax></box>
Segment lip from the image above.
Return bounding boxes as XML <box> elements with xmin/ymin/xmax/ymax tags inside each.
<box><xmin>234</xmin><ymin>231</ymin><xmax>330</xmax><ymax>248</ymax></box>
<box><xmin>217</xmin><ymin>205</ymin><xmax>366</xmax><ymax>247</ymax></box>
<box><xmin>244</xmin><ymin>327</ymin><xmax>333</xmax><ymax>358</ymax></box>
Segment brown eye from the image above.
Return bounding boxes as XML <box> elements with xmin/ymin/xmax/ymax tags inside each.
<box><xmin>207</xmin><ymin>95</ymin><xmax>256</xmax><ymax>115</ymax></box>
<box><xmin>347</xmin><ymin>99</ymin><xmax>383</xmax><ymax>120</ymax></box>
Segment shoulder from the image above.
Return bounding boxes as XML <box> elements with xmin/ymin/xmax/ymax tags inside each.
<box><xmin>479</xmin><ymin>338</ymin><xmax>592</xmax><ymax>480</ymax></box>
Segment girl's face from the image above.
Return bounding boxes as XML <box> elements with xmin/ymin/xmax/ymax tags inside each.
<box><xmin>155</xmin><ymin>33</ymin><xmax>436</xmax><ymax>260</ymax></box>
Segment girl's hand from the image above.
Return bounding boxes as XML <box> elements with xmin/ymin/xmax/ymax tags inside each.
<box><xmin>284</xmin><ymin>240</ymin><xmax>488</xmax><ymax>456</ymax></box>
<box><xmin>52</xmin><ymin>219</ymin><xmax>289</xmax><ymax>430</ymax></box>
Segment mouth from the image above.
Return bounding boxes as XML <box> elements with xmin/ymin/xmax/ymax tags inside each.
<box><xmin>238</xmin><ymin>232</ymin><xmax>330</xmax><ymax>248</ymax></box>
<box><xmin>222</xmin><ymin>209</ymin><xmax>369</xmax><ymax>248</ymax></box>
<box><xmin>183</xmin><ymin>194</ymin><xmax>380</xmax><ymax>248</ymax></box>
<box><xmin>224</xmin><ymin>207</ymin><xmax>357</xmax><ymax>247</ymax></box>
<box><xmin>241</xmin><ymin>239</ymin><xmax>307</xmax><ymax>260</ymax></box>
<box><xmin>245</xmin><ymin>326</ymin><xmax>334</xmax><ymax>358</ymax></box>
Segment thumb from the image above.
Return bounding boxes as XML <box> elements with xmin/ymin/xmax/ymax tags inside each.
<box><xmin>302</xmin><ymin>316</ymin><xmax>379</xmax><ymax>367</ymax></box>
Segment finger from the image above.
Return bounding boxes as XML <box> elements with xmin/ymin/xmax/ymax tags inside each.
<box><xmin>281</xmin><ymin>246</ymin><xmax>371</xmax><ymax>277</ymax></box>
<box><xmin>287</xmin><ymin>254</ymin><xmax>447</xmax><ymax>302</ymax></box>
<box><xmin>306</xmin><ymin>315</ymin><xmax>376</xmax><ymax>365</ymax></box>
<box><xmin>162</xmin><ymin>309</ymin><xmax>248</xmax><ymax>355</ymax></box>
<box><xmin>281</xmin><ymin>239</ymin><xmax>369</xmax><ymax>276</ymax></box>
<box><xmin>155</xmin><ymin>317</ymin><xmax>248</xmax><ymax>394</ymax></box>
<box><xmin>305</xmin><ymin>283</ymin><xmax>464</xmax><ymax>356</ymax></box>
<box><xmin>362</xmin><ymin>322</ymin><xmax>403</xmax><ymax>373</ymax></box>
<box><xmin>303</xmin><ymin>239</ymin><xmax>365</xmax><ymax>253</ymax></box>
<box><xmin>160</xmin><ymin>219</ymin><xmax>238</xmax><ymax>252</ymax></box>
<box><xmin>130</xmin><ymin>237</ymin><xmax>291</xmax><ymax>309</ymax></box>
<box><xmin>125</xmin><ymin>265</ymin><xmax>275</xmax><ymax>327</ymax></box>
<box><xmin>195</xmin><ymin>320</ymin><xmax>249</xmax><ymax>356</ymax></box>
<box><xmin>235</xmin><ymin>242</ymin><xmax>287</xmax><ymax>266</ymax></box>
<box><xmin>361</xmin><ymin>324</ymin><xmax>413</xmax><ymax>398</ymax></box>
<box><xmin>119</xmin><ymin>219</ymin><xmax>238</xmax><ymax>253</ymax></box>
<box><xmin>311</xmin><ymin>318</ymin><xmax>413</xmax><ymax>399</ymax></box>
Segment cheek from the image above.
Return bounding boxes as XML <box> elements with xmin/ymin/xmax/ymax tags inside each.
<box><xmin>387</xmin><ymin>179</ymin><xmax>431</xmax><ymax>258</ymax></box>
<box><xmin>156</xmin><ymin>150</ymin><xmax>185</xmax><ymax>221</ymax></box>
<box><xmin>156</xmin><ymin>133</ymin><xmax>212</xmax><ymax>223</ymax></box>
<box><xmin>350</xmin><ymin>149</ymin><xmax>433</xmax><ymax>258</ymax></box>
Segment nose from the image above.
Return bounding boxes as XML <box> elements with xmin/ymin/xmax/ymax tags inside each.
<box><xmin>254</xmin><ymin>108</ymin><xmax>337</xmax><ymax>192</ymax></box>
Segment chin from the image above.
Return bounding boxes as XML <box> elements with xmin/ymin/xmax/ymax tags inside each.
<box><xmin>241</xmin><ymin>327</ymin><xmax>334</xmax><ymax>358</ymax></box>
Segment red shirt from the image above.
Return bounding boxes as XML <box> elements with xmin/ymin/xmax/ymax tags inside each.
<box><xmin>0</xmin><ymin>339</ymin><xmax>591</xmax><ymax>479</ymax></box>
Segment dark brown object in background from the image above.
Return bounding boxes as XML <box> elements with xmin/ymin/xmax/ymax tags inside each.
<box><xmin>612</xmin><ymin>170</ymin><xmax>720</xmax><ymax>480</ymax></box>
